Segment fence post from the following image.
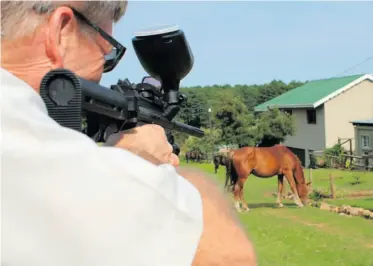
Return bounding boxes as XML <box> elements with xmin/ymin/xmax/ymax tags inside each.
<box><xmin>329</xmin><ymin>172</ymin><xmax>336</xmax><ymax>199</ymax></box>
<box><xmin>349</xmin><ymin>139</ymin><xmax>353</xmax><ymax>166</ymax></box>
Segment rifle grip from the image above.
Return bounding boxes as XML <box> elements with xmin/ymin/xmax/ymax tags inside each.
<box><xmin>102</xmin><ymin>122</ymin><xmax>145</xmax><ymax>147</ymax></box>
<box><xmin>103</xmin><ymin>123</ymin><xmax>180</xmax><ymax>156</ymax></box>
<box><xmin>102</xmin><ymin>132</ymin><xmax>123</xmax><ymax>147</ymax></box>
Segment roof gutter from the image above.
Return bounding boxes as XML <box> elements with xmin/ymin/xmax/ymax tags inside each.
<box><xmin>254</xmin><ymin>104</ymin><xmax>315</xmax><ymax>112</ymax></box>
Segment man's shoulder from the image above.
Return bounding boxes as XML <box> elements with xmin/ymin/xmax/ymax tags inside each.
<box><xmin>1</xmin><ymin>70</ymin><xmax>203</xmax><ymax>266</ymax></box>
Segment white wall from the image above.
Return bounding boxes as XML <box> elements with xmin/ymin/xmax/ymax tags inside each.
<box><xmin>324</xmin><ymin>80</ymin><xmax>373</xmax><ymax>151</ymax></box>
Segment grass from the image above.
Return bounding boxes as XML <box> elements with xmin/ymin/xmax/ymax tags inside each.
<box><xmin>305</xmin><ymin>168</ymin><xmax>373</xmax><ymax>194</ymax></box>
<box><xmin>181</xmin><ymin>161</ymin><xmax>373</xmax><ymax>266</ymax></box>
<box><xmin>304</xmin><ymin>168</ymin><xmax>373</xmax><ymax>210</ymax></box>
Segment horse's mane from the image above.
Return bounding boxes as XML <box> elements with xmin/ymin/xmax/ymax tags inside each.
<box><xmin>279</xmin><ymin>145</ymin><xmax>303</xmax><ymax>166</ymax></box>
<box><xmin>294</xmin><ymin>155</ymin><xmax>302</xmax><ymax>165</ymax></box>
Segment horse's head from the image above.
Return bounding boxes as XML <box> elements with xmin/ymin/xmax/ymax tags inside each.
<box><xmin>297</xmin><ymin>181</ymin><xmax>312</xmax><ymax>205</ymax></box>
<box><xmin>294</xmin><ymin>161</ymin><xmax>312</xmax><ymax>205</ymax></box>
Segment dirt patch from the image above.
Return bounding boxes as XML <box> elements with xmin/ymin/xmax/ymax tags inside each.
<box><xmin>366</xmin><ymin>244</ymin><xmax>373</xmax><ymax>249</ymax></box>
<box><xmin>285</xmin><ymin>215</ymin><xmax>325</xmax><ymax>229</ymax></box>
<box><xmin>303</xmin><ymin>222</ymin><xmax>324</xmax><ymax>228</ymax></box>
<box><xmin>344</xmin><ymin>195</ymin><xmax>373</xmax><ymax>200</ymax></box>
<box><xmin>344</xmin><ymin>190</ymin><xmax>373</xmax><ymax>198</ymax></box>
<box><xmin>319</xmin><ymin>176</ymin><xmax>344</xmax><ymax>181</ymax></box>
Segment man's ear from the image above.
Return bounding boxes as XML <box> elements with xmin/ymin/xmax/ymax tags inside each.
<box><xmin>45</xmin><ymin>6</ymin><xmax>78</xmax><ymax>69</ymax></box>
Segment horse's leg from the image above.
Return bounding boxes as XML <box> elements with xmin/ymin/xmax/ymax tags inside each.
<box><xmin>233</xmin><ymin>180</ymin><xmax>243</xmax><ymax>212</ymax></box>
<box><xmin>214</xmin><ymin>164</ymin><xmax>218</xmax><ymax>174</ymax></box>
<box><xmin>283</xmin><ymin>170</ymin><xmax>304</xmax><ymax>208</ymax></box>
<box><xmin>240</xmin><ymin>177</ymin><xmax>250</xmax><ymax>212</ymax></box>
<box><xmin>276</xmin><ymin>174</ymin><xmax>284</xmax><ymax>208</ymax></box>
<box><xmin>234</xmin><ymin>177</ymin><xmax>250</xmax><ymax>212</ymax></box>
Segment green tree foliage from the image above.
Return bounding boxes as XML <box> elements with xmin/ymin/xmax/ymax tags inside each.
<box><xmin>182</xmin><ymin>127</ymin><xmax>222</xmax><ymax>155</ymax></box>
<box><xmin>174</xmin><ymin>78</ymin><xmax>304</xmax><ymax>150</ymax></box>
<box><xmin>211</xmin><ymin>90</ymin><xmax>257</xmax><ymax>147</ymax></box>
<box><xmin>256</xmin><ymin>108</ymin><xmax>296</xmax><ymax>146</ymax></box>
<box><xmin>177</xmin><ymin>90</ymin><xmax>209</xmax><ymax>128</ymax></box>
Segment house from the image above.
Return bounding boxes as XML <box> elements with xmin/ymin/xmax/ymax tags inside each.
<box><xmin>254</xmin><ymin>74</ymin><xmax>373</xmax><ymax>167</ymax></box>
<box><xmin>350</xmin><ymin>119</ymin><xmax>373</xmax><ymax>169</ymax></box>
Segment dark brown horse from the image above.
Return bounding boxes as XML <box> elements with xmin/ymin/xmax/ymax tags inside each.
<box><xmin>225</xmin><ymin>145</ymin><xmax>311</xmax><ymax>212</ymax></box>
<box><xmin>186</xmin><ymin>150</ymin><xmax>204</xmax><ymax>164</ymax></box>
<box><xmin>213</xmin><ymin>154</ymin><xmax>228</xmax><ymax>174</ymax></box>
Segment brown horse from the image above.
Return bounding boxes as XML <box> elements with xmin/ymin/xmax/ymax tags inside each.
<box><xmin>225</xmin><ymin>145</ymin><xmax>311</xmax><ymax>212</ymax></box>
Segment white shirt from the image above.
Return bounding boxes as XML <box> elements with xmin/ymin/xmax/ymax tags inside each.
<box><xmin>1</xmin><ymin>68</ymin><xmax>203</xmax><ymax>266</ymax></box>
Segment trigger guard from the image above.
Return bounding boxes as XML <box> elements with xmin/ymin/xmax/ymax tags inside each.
<box><xmin>103</xmin><ymin>124</ymin><xmax>119</xmax><ymax>142</ymax></box>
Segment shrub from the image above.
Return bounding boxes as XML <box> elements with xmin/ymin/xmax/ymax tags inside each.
<box><xmin>323</xmin><ymin>144</ymin><xmax>347</xmax><ymax>168</ymax></box>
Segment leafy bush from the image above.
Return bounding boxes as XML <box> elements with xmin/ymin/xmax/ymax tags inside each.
<box><xmin>323</xmin><ymin>144</ymin><xmax>347</xmax><ymax>168</ymax></box>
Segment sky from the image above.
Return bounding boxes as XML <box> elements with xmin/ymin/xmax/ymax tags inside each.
<box><xmin>101</xmin><ymin>1</ymin><xmax>373</xmax><ymax>88</ymax></box>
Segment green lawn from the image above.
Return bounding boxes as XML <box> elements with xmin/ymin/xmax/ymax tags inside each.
<box><xmin>181</xmin><ymin>162</ymin><xmax>373</xmax><ymax>266</ymax></box>
<box><xmin>305</xmin><ymin>168</ymin><xmax>373</xmax><ymax>193</ymax></box>
<box><xmin>304</xmin><ymin>168</ymin><xmax>373</xmax><ymax>211</ymax></box>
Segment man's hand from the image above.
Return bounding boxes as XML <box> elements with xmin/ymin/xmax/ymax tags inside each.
<box><xmin>114</xmin><ymin>124</ymin><xmax>179</xmax><ymax>167</ymax></box>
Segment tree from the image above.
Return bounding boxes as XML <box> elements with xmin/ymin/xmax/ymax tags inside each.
<box><xmin>256</xmin><ymin>108</ymin><xmax>296</xmax><ymax>146</ymax></box>
<box><xmin>177</xmin><ymin>90</ymin><xmax>209</xmax><ymax>128</ymax></box>
<box><xmin>182</xmin><ymin>127</ymin><xmax>222</xmax><ymax>156</ymax></box>
<box><xmin>211</xmin><ymin>90</ymin><xmax>257</xmax><ymax>147</ymax></box>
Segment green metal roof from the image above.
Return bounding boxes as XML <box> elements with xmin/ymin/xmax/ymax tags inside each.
<box><xmin>254</xmin><ymin>74</ymin><xmax>366</xmax><ymax>111</ymax></box>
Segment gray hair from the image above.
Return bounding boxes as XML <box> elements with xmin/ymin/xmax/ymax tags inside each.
<box><xmin>1</xmin><ymin>1</ymin><xmax>127</xmax><ymax>40</ymax></box>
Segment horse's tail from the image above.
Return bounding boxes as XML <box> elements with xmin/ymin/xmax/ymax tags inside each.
<box><xmin>225</xmin><ymin>152</ymin><xmax>238</xmax><ymax>191</ymax></box>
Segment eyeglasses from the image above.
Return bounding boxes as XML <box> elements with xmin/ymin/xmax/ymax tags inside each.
<box><xmin>69</xmin><ymin>7</ymin><xmax>126</xmax><ymax>73</ymax></box>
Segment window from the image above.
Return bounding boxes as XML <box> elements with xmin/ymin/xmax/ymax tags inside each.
<box><xmin>283</xmin><ymin>109</ymin><xmax>292</xmax><ymax>115</ymax></box>
<box><xmin>361</xmin><ymin>135</ymin><xmax>371</xmax><ymax>149</ymax></box>
<box><xmin>306</xmin><ymin>109</ymin><xmax>316</xmax><ymax>124</ymax></box>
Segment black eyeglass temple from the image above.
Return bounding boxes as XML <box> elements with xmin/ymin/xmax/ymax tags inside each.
<box><xmin>69</xmin><ymin>7</ymin><xmax>125</xmax><ymax>51</ymax></box>
<box><xmin>68</xmin><ymin>6</ymin><xmax>126</xmax><ymax>72</ymax></box>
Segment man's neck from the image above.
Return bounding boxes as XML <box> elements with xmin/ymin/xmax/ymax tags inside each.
<box><xmin>1</xmin><ymin>39</ymin><xmax>51</xmax><ymax>93</ymax></box>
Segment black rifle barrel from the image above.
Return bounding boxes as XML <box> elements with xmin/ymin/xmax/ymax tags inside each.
<box><xmin>138</xmin><ymin>112</ymin><xmax>204</xmax><ymax>137</ymax></box>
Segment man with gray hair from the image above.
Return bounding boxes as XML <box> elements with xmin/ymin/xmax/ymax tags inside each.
<box><xmin>1</xmin><ymin>1</ymin><xmax>256</xmax><ymax>266</ymax></box>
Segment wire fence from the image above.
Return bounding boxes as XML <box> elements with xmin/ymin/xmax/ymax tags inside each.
<box><xmin>309</xmin><ymin>150</ymin><xmax>373</xmax><ymax>171</ymax></box>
